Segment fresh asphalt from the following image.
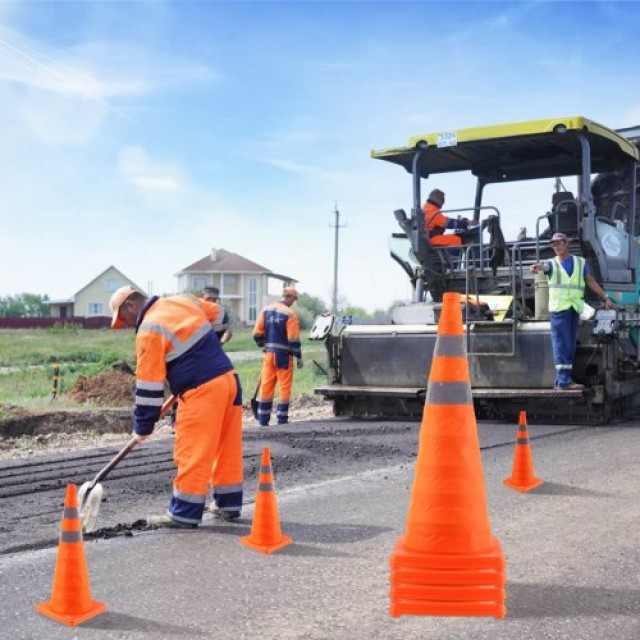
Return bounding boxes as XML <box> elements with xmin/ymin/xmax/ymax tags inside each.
<box><xmin>0</xmin><ymin>419</ymin><xmax>639</xmax><ymax>639</ymax></box>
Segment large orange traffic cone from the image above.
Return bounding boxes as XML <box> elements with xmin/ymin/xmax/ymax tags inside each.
<box><xmin>36</xmin><ymin>484</ymin><xmax>107</xmax><ymax>626</ymax></box>
<box><xmin>240</xmin><ymin>447</ymin><xmax>292</xmax><ymax>554</ymax></box>
<box><xmin>503</xmin><ymin>411</ymin><xmax>544</xmax><ymax>492</ymax></box>
<box><xmin>389</xmin><ymin>292</ymin><xmax>506</xmax><ymax>619</ymax></box>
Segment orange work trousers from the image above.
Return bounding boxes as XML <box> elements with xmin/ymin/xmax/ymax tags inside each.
<box><xmin>429</xmin><ymin>233</ymin><xmax>462</xmax><ymax>246</ymax></box>
<box><xmin>168</xmin><ymin>370</ymin><xmax>243</xmax><ymax>525</ymax></box>
<box><xmin>257</xmin><ymin>352</ymin><xmax>294</xmax><ymax>426</ymax></box>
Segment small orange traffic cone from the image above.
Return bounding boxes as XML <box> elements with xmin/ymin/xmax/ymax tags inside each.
<box><xmin>36</xmin><ymin>484</ymin><xmax>107</xmax><ymax>626</ymax></box>
<box><xmin>240</xmin><ymin>447</ymin><xmax>292</xmax><ymax>554</ymax></box>
<box><xmin>503</xmin><ymin>411</ymin><xmax>544</xmax><ymax>492</ymax></box>
<box><xmin>389</xmin><ymin>292</ymin><xmax>506</xmax><ymax>619</ymax></box>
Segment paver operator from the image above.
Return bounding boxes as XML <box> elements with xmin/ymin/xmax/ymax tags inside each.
<box><xmin>423</xmin><ymin>188</ymin><xmax>471</xmax><ymax>247</ymax></box>
<box><xmin>109</xmin><ymin>285</ymin><xmax>243</xmax><ymax>527</ymax></box>
<box><xmin>253</xmin><ymin>286</ymin><xmax>302</xmax><ymax>427</ymax></box>
<box><xmin>530</xmin><ymin>232</ymin><xmax>613</xmax><ymax>390</ymax></box>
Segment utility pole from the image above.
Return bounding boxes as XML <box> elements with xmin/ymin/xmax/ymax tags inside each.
<box><xmin>329</xmin><ymin>201</ymin><xmax>346</xmax><ymax>313</ymax></box>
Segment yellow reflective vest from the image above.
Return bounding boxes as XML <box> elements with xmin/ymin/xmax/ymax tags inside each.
<box><xmin>547</xmin><ymin>256</ymin><xmax>585</xmax><ymax>314</ymax></box>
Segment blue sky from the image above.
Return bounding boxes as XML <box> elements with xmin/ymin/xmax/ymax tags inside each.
<box><xmin>2</xmin><ymin>1</ymin><xmax>640</xmax><ymax>311</ymax></box>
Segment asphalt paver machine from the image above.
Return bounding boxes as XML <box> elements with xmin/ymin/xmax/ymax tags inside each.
<box><xmin>313</xmin><ymin>117</ymin><xmax>640</xmax><ymax>423</ymax></box>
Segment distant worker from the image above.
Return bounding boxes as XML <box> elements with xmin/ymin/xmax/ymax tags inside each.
<box><xmin>530</xmin><ymin>232</ymin><xmax>613</xmax><ymax>390</ymax></box>
<box><xmin>253</xmin><ymin>286</ymin><xmax>302</xmax><ymax>427</ymax></box>
<box><xmin>109</xmin><ymin>285</ymin><xmax>243</xmax><ymax>527</ymax></box>
<box><xmin>201</xmin><ymin>286</ymin><xmax>233</xmax><ymax>346</ymax></box>
<box><xmin>423</xmin><ymin>188</ymin><xmax>471</xmax><ymax>246</ymax></box>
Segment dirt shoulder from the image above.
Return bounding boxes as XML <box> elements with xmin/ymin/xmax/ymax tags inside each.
<box><xmin>0</xmin><ymin>367</ymin><xmax>333</xmax><ymax>460</ymax></box>
<box><xmin>0</xmin><ymin>394</ymin><xmax>333</xmax><ymax>461</ymax></box>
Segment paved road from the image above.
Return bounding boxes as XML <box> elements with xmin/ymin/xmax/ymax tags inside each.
<box><xmin>0</xmin><ymin>418</ymin><xmax>639</xmax><ymax>639</ymax></box>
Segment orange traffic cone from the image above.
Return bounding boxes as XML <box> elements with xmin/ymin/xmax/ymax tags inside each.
<box><xmin>389</xmin><ymin>292</ymin><xmax>506</xmax><ymax>619</ymax></box>
<box><xmin>36</xmin><ymin>484</ymin><xmax>107</xmax><ymax>626</ymax></box>
<box><xmin>503</xmin><ymin>411</ymin><xmax>544</xmax><ymax>492</ymax></box>
<box><xmin>240</xmin><ymin>447</ymin><xmax>292</xmax><ymax>554</ymax></box>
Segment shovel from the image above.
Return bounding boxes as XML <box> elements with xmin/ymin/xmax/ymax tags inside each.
<box><xmin>78</xmin><ymin>394</ymin><xmax>176</xmax><ymax>532</ymax></box>
<box><xmin>250</xmin><ymin>377</ymin><xmax>261</xmax><ymax>419</ymax></box>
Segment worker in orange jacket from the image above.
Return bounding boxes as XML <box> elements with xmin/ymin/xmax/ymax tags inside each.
<box><xmin>423</xmin><ymin>188</ymin><xmax>470</xmax><ymax>246</ymax></box>
<box><xmin>109</xmin><ymin>285</ymin><xmax>243</xmax><ymax>528</ymax></box>
<box><xmin>253</xmin><ymin>286</ymin><xmax>302</xmax><ymax>427</ymax></box>
<box><xmin>168</xmin><ymin>285</ymin><xmax>233</xmax><ymax>432</ymax></box>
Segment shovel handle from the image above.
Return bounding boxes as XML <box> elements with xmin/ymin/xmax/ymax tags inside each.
<box><xmin>87</xmin><ymin>394</ymin><xmax>177</xmax><ymax>488</ymax></box>
<box><xmin>87</xmin><ymin>436</ymin><xmax>138</xmax><ymax>489</ymax></box>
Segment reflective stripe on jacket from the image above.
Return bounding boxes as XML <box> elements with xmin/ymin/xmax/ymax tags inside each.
<box><xmin>548</xmin><ymin>256</ymin><xmax>586</xmax><ymax>314</ymax></box>
<box><xmin>133</xmin><ymin>294</ymin><xmax>233</xmax><ymax>435</ymax></box>
<box><xmin>253</xmin><ymin>302</ymin><xmax>301</xmax><ymax>368</ymax></box>
<box><xmin>422</xmin><ymin>202</ymin><xmax>463</xmax><ymax>247</ymax></box>
<box><xmin>423</xmin><ymin>202</ymin><xmax>450</xmax><ymax>236</ymax></box>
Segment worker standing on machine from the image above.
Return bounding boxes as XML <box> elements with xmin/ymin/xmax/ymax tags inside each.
<box><xmin>530</xmin><ymin>232</ymin><xmax>613</xmax><ymax>390</ymax></box>
<box><xmin>253</xmin><ymin>286</ymin><xmax>303</xmax><ymax>427</ymax></box>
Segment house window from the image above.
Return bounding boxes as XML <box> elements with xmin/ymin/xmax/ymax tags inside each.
<box><xmin>105</xmin><ymin>278</ymin><xmax>119</xmax><ymax>293</ymax></box>
<box><xmin>248</xmin><ymin>278</ymin><xmax>257</xmax><ymax>323</ymax></box>
<box><xmin>88</xmin><ymin>303</ymin><xmax>104</xmax><ymax>316</ymax></box>
<box><xmin>192</xmin><ymin>276</ymin><xmax>208</xmax><ymax>292</ymax></box>
<box><xmin>223</xmin><ymin>273</ymin><xmax>239</xmax><ymax>295</ymax></box>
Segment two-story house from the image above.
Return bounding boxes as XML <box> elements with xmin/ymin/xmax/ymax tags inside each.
<box><xmin>175</xmin><ymin>248</ymin><xmax>297</xmax><ymax>325</ymax></box>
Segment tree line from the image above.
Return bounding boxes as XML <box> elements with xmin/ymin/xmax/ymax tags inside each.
<box><xmin>0</xmin><ymin>291</ymin><xmax>393</xmax><ymax>325</ymax></box>
<box><xmin>0</xmin><ymin>294</ymin><xmax>50</xmax><ymax>317</ymax></box>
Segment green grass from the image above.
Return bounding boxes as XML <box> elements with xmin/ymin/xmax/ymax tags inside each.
<box><xmin>0</xmin><ymin>327</ymin><xmax>327</xmax><ymax>407</ymax></box>
<box><xmin>229</xmin><ymin>347</ymin><xmax>327</xmax><ymax>400</ymax></box>
<box><xmin>0</xmin><ymin>327</ymin><xmax>135</xmax><ymax>367</ymax></box>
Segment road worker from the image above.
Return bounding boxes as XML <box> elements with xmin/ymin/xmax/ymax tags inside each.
<box><xmin>530</xmin><ymin>232</ymin><xmax>613</xmax><ymax>390</ymax></box>
<box><xmin>253</xmin><ymin>286</ymin><xmax>302</xmax><ymax>427</ymax></box>
<box><xmin>423</xmin><ymin>188</ymin><xmax>471</xmax><ymax>246</ymax></box>
<box><xmin>168</xmin><ymin>285</ymin><xmax>233</xmax><ymax>432</ymax></box>
<box><xmin>201</xmin><ymin>286</ymin><xmax>233</xmax><ymax>345</ymax></box>
<box><xmin>109</xmin><ymin>285</ymin><xmax>243</xmax><ymax>527</ymax></box>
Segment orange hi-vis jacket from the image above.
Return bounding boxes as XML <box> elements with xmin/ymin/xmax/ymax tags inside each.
<box><xmin>133</xmin><ymin>294</ymin><xmax>233</xmax><ymax>436</ymax></box>
<box><xmin>253</xmin><ymin>301</ymin><xmax>301</xmax><ymax>369</ymax></box>
<box><xmin>423</xmin><ymin>202</ymin><xmax>462</xmax><ymax>247</ymax></box>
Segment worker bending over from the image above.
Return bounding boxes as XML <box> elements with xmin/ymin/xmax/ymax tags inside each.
<box><xmin>109</xmin><ymin>285</ymin><xmax>243</xmax><ymax>527</ymax></box>
<box><xmin>253</xmin><ymin>286</ymin><xmax>302</xmax><ymax>427</ymax></box>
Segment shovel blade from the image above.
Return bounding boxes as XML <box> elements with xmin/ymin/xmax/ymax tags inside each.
<box><xmin>78</xmin><ymin>482</ymin><xmax>103</xmax><ymax>533</ymax></box>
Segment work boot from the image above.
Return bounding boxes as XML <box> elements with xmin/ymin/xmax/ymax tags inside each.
<box><xmin>208</xmin><ymin>505</ymin><xmax>241</xmax><ymax>521</ymax></box>
<box><xmin>147</xmin><ymin>514</ymin><xmax>198</xmax><ymax>529</ymax></box>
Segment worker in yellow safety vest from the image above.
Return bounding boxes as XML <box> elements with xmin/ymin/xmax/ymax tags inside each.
<box><xmin>530</xmin><ymin>232</ymin><xmax>613</xmax><ymax>389</ymax></box>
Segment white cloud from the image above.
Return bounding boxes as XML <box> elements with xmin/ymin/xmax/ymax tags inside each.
<box><xmin>127</xmin><ymin>177</ymin><xmax>181</xmax><ymax>191</ymax></box>
<box><xmin>0</xmin><ymin>26</ymin><xmax>219</xmax><ymax>145</ymax></box>
<box><xmin>117</xmin><ymin>146</ymin><xmax>186</xmax><ymax>194</ymax></box>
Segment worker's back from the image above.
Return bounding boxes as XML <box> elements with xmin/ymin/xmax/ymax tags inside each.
<box><xmin>138</xmin><ymin>295</ymin><xmax>233</xmax><ymax>396</ymax></box>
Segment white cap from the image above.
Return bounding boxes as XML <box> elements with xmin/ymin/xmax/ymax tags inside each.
<box><xmin>109</xmin><ymin>285</ymin><xmax>136</xmax><ymax>328</ymax></box>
